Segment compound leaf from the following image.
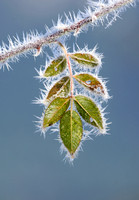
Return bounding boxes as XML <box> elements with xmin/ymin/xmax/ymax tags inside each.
<box><xmin>47</xmin><ymin>76</ymin><xmax>70</xmax><ymax>101</ymax></box>
<box><xmin>69</xmin><ymin>53</ymin><xmax>99</xmax><ymax>67</ymax></box>
<box><xmin>74</xmin><ymin>95</ymin><xmax>104</xmax><ymax>131</ymax></box>
<box><xmin>60</xmin><ymin>110</ymin><xmax>83</xmax><ymax>156</ymax></box>
<box><xmin>44</xmin><ymin>56</ymin><xmax>67</xmax><ymax>77</ymax></box>
<box><xmin>74</xmin><ymin>73</ymin><xmax>105</xmax><ymax>96</ymax></box>
<box><xmin>43</xmin><ymin>97</ymin><xmax>70</xmax><ymax>128</ymax></box>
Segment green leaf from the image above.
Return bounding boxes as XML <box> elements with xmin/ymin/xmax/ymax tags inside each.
<box><xmin>44</xmin><ymin>56</ymin><xmax>67</xmax><ymax>77</ymax></box>
<box><xmin>74</xmin><ymin>73</ymin><xmax>105</xmax><ymax>96</ymax></box>
<box><xmin>43</xmin><ymin>97</ymin><xmax>70</xmax><ymax>128</ymax></box>
<box><xmin>74</xmin><ymin>95</ymin><xmax>104</xmax><ymax>130</ymax></box>
<box><xmin>60</xmin><ymin>110</ymin><xmax>83</xmax><ymax>156</ymax></box>
<box><xmin>47</xmin><ymin>76</ymin><xmax>70</xmax><ymax>101</ymax></box>
<box><xmin>69</xmin><ymin>53</ymin><xmax>99</xmax><ymax>67</ymax></box>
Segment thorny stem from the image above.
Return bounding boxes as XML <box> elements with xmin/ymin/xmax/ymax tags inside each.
<box><xmin>0</xmin><ymin>0</ymin><xmax>133</xmax><ymax>64</ymax></box>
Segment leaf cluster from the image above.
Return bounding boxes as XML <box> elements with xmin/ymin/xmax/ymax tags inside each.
<box><xmin>38</xmin><ymin>45</ymin><xmax>109</xmax><ymax>160</ymax></box>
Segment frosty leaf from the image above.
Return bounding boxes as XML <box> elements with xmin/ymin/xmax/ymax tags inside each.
<box><xmin>43</xmin><ymin>97</ymin><xmax>70</xmax><ymax>128</ymax></box>
<box><xmin>69</xmin><ymin>53</ymin><xmax>99</xmax><ymax>67</ymax></box>
<box><xmin>74</xmin><ymin>95</ymin><xmax>104</xmax><ymax>130</ymax></box>
<box><xmin>44</xmin><ymin>56</ymin><xmax>67</xmax><ymax>77</ymax></box>
<box><xmin>47</xmin><ymin>76</ymin><xmax>70</xmax><ymax>101</ymax></box>
<box><xmin>74</xmin><ymin>73</ymin><xmax>105</xmax><ymax>96</ymax></box>
<box><xmin>60</xmin><ymin>110</ymin><xmax>83</xmax><ymax>156</ymax></box>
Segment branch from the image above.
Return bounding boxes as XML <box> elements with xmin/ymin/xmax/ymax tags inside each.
<box><xmin>0</xmin><ymin>0</ymin><xmax>134</xmax><ymax>69</ymax></box>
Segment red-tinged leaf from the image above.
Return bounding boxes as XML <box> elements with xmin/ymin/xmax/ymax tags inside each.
<box><xmin>74</xmin><ymin>73</ymin><xmax>105</xmax><ymax>96</ymax></box>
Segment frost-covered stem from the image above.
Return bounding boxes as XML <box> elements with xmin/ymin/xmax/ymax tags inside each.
<box><xmin>0</xmin><ymin>0</ymin><xmax>133</xmax><ymax>64</ymax></box>
<box><xmin>57</xmin><ymin>42</ymin><xmax>74</xmax><ymax>98</ymax></box>
<box><xmin>67</xmin><ymin>55</ymin><xmax>74</xmax><ymax>98</ymax></box>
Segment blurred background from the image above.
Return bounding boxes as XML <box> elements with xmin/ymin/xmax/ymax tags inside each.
<box><xmin>0</xmin><ymin>0</ymin><xmax>139</xmax><ymax>200</ymax></box>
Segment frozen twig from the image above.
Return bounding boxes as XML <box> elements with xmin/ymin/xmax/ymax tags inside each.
<box><xmin>0</xmin><ymin>0</ymin><xmax>134</xmax><ymax>70</ymax></box>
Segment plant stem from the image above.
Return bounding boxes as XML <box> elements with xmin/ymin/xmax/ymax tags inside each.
<box><xmin>57</xmin><ymin>42</ymin><xmax>74</xmax><ymax>99</ymax></box>
<box><xmin>67</xmin><ymin>55</ymin><xmax>74</xmax><ymax>98</ymax></box>
<box><xmin>0</xmin><ymin>0</ymin><xmax>133</xmax><ymax>64</ymax></box>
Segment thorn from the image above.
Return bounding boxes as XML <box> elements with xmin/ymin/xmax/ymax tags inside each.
<box><xmin>34</xmin><ymin>45</ymin><xmax>42</xmax><ymax>57</ymax></box>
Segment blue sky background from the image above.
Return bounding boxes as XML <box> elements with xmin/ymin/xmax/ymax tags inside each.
<box><xmin>0</xmin><ymin>0</ymin><xmax>139</xmax><ymax>200</ymax></box>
